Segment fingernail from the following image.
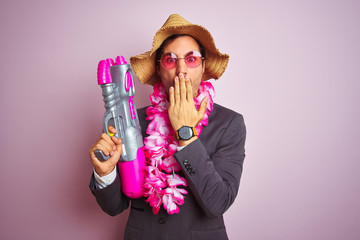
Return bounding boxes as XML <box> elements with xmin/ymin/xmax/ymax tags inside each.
<box><xmin>175</xmin><ymin>76</ymin><xmax>179</xmax><ymax>82</ymax></box>
<box><xmin>178</xmin><ymin>73</ymin><xmax>184</xmax><ymax>78</ymax></box>
<box><xmin>113</xmin><ymin>146</ymin><xmax>116</xmax><ymax>150</ymax></box>
<box><xmin>185</xmin><ymin>76</ymin><xmax>190</xmax><ymax>81</ymax></box>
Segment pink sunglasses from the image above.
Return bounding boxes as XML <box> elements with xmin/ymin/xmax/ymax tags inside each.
<box><xmin>159</xmin><ymin>51</ymin><xmax>205</xmax><ymax>70</ymax></box>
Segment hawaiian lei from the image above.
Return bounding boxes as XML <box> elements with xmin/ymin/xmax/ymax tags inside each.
<box><xmin>143</xmin><ymin>80</ymin><xmax>215</xmax><ymax>215</ymax></box>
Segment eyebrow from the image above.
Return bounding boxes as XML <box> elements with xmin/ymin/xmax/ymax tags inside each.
<box><xmin>162</xmin><ymin>51</ymin><xmax>199</xmax><ymax>58</ymax></box>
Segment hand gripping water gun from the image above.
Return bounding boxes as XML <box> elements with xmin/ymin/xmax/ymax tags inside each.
<box><xmin>95</xmin><ymin>56</ymin><xmax>145</xmax><ymax>199</ymax></box>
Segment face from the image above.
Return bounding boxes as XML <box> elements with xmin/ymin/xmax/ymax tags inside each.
<box><xmin>157</xmin><ymin>36</ymin><xmax>205</xmax><ymax>98</ymax></box>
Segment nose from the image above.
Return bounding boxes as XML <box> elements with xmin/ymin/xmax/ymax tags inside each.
<box><xmin>176</xmin><ymin>58</ymin><xmax>188</xmax><ymax>76</ymax></box>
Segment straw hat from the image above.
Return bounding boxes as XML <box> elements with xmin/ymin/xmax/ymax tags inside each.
<box><xmin>130</xmin><ymin>14</ymin><xmax>229</xmax><ymax>86</ymax></box>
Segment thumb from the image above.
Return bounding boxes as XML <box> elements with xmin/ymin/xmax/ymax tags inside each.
<box><xmin>197</xmin><ymin>96</ymin><xmax>208</xmax><ymax>122</ymax></box>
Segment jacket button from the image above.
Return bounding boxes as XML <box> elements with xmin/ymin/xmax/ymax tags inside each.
<box><xmin>159</xmin><ymin>217</ymin><xmax>166</xmax><ymax>224</ymax></box>
<box><xmin>183</xmin><ymin>159</ymin><xmax>189</xmax><ymax>165</ymax></box>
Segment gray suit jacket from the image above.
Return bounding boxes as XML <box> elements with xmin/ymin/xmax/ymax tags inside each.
<box><xmin>89</xmin><ymin>103</ymin><xmax>246</xmax><ymax>240</ymax></box>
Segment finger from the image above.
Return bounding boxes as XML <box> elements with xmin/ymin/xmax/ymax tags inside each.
<box><xmin>185</xmin><ymin>76</ymin><xmax>193</xmax><ymax>101</ymax></box>
<box><xmin>108</xmin><ymin>126</ymin><xmax>117</xmax><ymax>134</ymax></box>
<box><xmin>197</xmin><ymin>96</ymin><xmax>208</xmax><ymax>124</ymax></box>
<box><xmin>110</xmin><ymin>136</ymin><xmax>122</xmax><ymax>157</ymax></box>
<box><xmin>174</xmin><ymin>76</ymin><xmax>180</xmax><ymax>104</ymax></box>
<box><xmin>178</xmin><ymin>73</ymin><xmax>186</xmax><ymax>101</ymax></box>
<box><xmin>109</xmin><ymin>139</ymin><xmax>122</xmax><ymax>164</ymax></box>
<box><xmin>169</xmin><ymin>86</ymin><xmax>175</xmax><ymax>107</ymax></box>
<box><xmin>100</xmin><ymin>133</ymin><xmax>115</xmax><ymax>147</ymax></box>
<box><xmin>98</xmin><ymin>139</ymin><xmax>115</xmax><ymax>154</ymax></box>
<box><xmin>89</xmin><ymin>146</ymin><xmax>97</xmax><ymax>159</ymax></box>
<box><xmin>111</xmin><ymin>136</ymin><xmax>122</xmax><ymax>146</ymax></box>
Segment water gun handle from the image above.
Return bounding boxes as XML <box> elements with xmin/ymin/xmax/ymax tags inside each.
<box><xmin>94</xmin><ymin>149</ymin><xmax>109</xmax><ymax>161</ymax></box>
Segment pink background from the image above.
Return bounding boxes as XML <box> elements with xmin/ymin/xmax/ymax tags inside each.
<box><xmin>1</xmin><ymin>0</ymin><xmax>359</xmax><ymax>239</ymax></box>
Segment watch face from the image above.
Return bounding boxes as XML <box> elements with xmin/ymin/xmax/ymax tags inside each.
<box><xmin>178</xmin><ymin>126</ymin><xmax>193</xmax><ymax>140</ymax></box>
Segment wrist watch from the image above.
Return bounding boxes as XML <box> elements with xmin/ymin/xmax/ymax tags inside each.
<box><xmin>175</xmin><ymin>126</ymin><xmax>197</xmax><ymax>141</ymax></box>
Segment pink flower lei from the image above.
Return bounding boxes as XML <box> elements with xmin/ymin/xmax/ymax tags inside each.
<box><xmin>143</xmin><ymin>80</ymin><xmax>215</xmax><ymax>215</ymax></box>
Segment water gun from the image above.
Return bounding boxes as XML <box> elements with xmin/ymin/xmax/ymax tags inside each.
<box><xmin>95</xmin><ymin>56</ymin><xmax>145</xmax><ymax>199</ymax></box>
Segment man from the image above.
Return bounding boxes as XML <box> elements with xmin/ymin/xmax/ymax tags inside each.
<box><xmin>89</xmin><ymin>14</ymin><xmax>246</xmax><ymax>240</ymax></box>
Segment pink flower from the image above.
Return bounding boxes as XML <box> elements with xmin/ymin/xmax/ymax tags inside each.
<box><xmin>166</xmin><ymin>174</ymin><xmax>188</xmax><ymax>188</ymax></box>
<box><xmin>145</xmin><ymin>166</ymin><xmax>167</xmax><ymax>187</ymax></box>
<box><xmin>146</xmin><ymin>116</ymin><xmax>172</xmax><ymax>136</ymax></box>
<box><xmin>160</xmin><ymin>156</ymin><xmax>181</xmax><ymax>173</ymax></box>
<box><xmin>162</xmin><ymin>187</ymin><xmax>188</xmax><ymax>215</ymax></box>
<box><xmin>146</xmin><ymin>107</ymin><xmax>167</xmax><ymax>121</ymax></box>
<box><xmin>144</xmin><ymin>135</ymin><xmax>167</xmax><ymax>148</ymax></box>
<box><xmin>144</xmin><ymin>146</ymin><xmax>164</xmax><ymax>160</ymax></box>
<box><xmin>162</xmin><ymin>193</ymin><xmax>179</xmax><ymax>215</ymax></box>
<box><xmin>145</xmin><ymin>190</ymin><xmax>162</xmax><ymax>215</ymax></box>
<box><xmin>163</xmin><ymin>143</ymin><xmax>178</xmax><ymax>157</ymax></box>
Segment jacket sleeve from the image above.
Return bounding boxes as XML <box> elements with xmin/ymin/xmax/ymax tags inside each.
<box><xmin>89</xmin><ymin>167</ymin><xmax>130</xmax><ymax>216</ymax></box>
<box><xmin>174</xmin><ymin>114</ymin><xmax>246</xmax><ymax>217</ymax></box>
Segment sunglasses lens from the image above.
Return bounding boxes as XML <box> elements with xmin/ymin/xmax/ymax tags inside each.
<box><xmin>160</xmin><ymin>54</ymin><xmax>177</xmax><ymax>69</ymax></box>
<box><xmin>185</xmin><ymin>53</ymin><xmax>202</xmax><ymax>68</ymax></box>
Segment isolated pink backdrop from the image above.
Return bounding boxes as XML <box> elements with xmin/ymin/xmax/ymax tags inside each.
<box><xmin>1</xmin><ymin>0</ymin><xmax>359</xmax><ymax>239</ymax></box>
